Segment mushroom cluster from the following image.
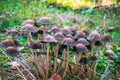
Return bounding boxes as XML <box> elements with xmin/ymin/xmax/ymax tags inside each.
<box><xmin>0</xmin><ymin>17</ymin><xmax>114</xmax><ymax>80</ymax></box>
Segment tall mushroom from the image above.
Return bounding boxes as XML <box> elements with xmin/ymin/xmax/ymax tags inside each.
<box><xmin>53</xmin><ymin>32</ymin><xmax>64</xmax><ymax>73</ymax></box>
<box><xmin>36</xmin><ymin>17</ymin><xmax>53</xmax><ymax>40</ymax></box>
<box><xmin>43</xmin><ymin>35</ymin><xmax>57</xmax><ymax>79</ymax></box>
<box><xmin>87</xmin><ymin>30</ymin><xmax>101</xmax><ymax>54</ymax></box>
<box><xmin>21</xmin><ymin>24</ymin><xmax>37</xmax><ymax>45</ymax></box>
<box><xmin>29</xmin><ymin>41</ymin><xmax>45</xmax><ymax>78</ymax></box>
<box><xmin>62</xmin><ymin>37</ymin><xmax>74</xmax><ymax>78</ymax></box>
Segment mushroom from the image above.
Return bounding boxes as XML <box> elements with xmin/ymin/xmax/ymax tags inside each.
<box><xmin>50</xmin><ymin>26</ymin><xmax>61</xmax><ymax>35</ymax></box>
<box><xmin>29</xmin><ymin>41</ymin><xmax>45</xmax><ymax>78</ymax></box>
<box><xmin>36</xmin><ymin>17</ymin><xmax>53</xmax><ymax>40</ymax></box>
<box><xmin>62</xmin><ymin>27</ymin><xmax>73</xmax><ymax>36</ymax></box>
<box><xmin>76</xmin><ymin>38</ymin><xmax>89</xmax><ymax>46</ymax></box>
<box><xmin>102</xmin><ymin>50</ymin><xmax>115</xmax><ymax>77</ymax></box>
<box><xmin>0</xmin><ymin>39</ymin><xmax>14</xmax><ymax>48</ymax></box>
<box><xmin>7</xmin><ymin>29</ymin><xmax>19</xmax><ymax>40</ymax></box>
<box><xmin>104</xmin><ymin>49</ymin><xmax>115</xmax><ymax>58</ymax></box>
<box><xmin>43</xmin><ymin>35</ymin><xmax>57</xmax><ymax>78</ymax></box>
<box><xmin>66</xmin><ymin>34</ymin><xmax>74</xmax><ymax>39</ymax></box>
<box><xmin>87</xmin><ymin>30</ymin><xmax>101</xmax><ymax>54</ymax></box>
<box><xmin>21</xmin><ymin>24</ymin><xmax>37</xmax><ymax>45</ymax></box>
<box><xmin>74</xmin><ymin>31</ymin><xmax>87</xmax><ymax>41</ymax></box>
<box><xmin>81</xmin><ymin>29</ymin><xmax>90</xmax><ymax>37</ymax></box>
<box><xmin>102</xmin><ymin>34</ymin><xmax>113</xmax><ymax>44</ymax></box>
<box><xmin>21</xmin><ymin>19</ymin><xmax>35</xmax><ymax>26</ymax></box>
<box><xmin>54</xmin><ymin>32</ymin><xmax>64</xmax><ymax>43</ymax></box>
<box><xmin>75</xmin><ymin>43</ymin><xmax>88</xmax><ymax>65</ymax></box>
<box><xmin>62</xmin><ymin>37</ymin><xmax>74</xmax><ymax>78</ymax></box>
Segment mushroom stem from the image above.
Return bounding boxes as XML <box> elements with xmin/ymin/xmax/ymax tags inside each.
<box><xmin>91</xmin><ymin>41</ymin><xmax>95</xmax><ymax>55</ymax></box>
<box><xmin>54</xmin><ymin>43</ymin><xmax>59</xmax><ymax>73</ymax></box>
<box><xmin>29</xmin><ymin>32</ymin><xmax>33</xmax><ymax>41</ymax></box>
<box><xmin>27</xmin><ymin>33</ymin><xmax>30</xmax><ymax>45</ymax></box>
<box><xmin>63</xmin><ymin>46</ymin><xmax>69</xmax><ymax>78</ymax></box>
<box><xmin>62</xmin><ymin>49</ymin><xmax>66</xmax><ymax>69</ymax></box>
<box><xmin>77</xmin><ymin>53</ymin><xmax>82</xmax><ymax>65</ymax></box>
<box><xmin>46</xmin><ymin>43</ymin><xmax>50</xmax><ymax>79</ymax></box>
<box><xmin>43</xmin><ymin>24</ymin><xmax>46</xmax><ymax>40</ymax></box>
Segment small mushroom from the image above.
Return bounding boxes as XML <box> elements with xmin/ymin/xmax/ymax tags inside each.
<box><xmin>7</xmin><ymin>29</ymin><xmax>19</xmax><ymax>40</ymax></box>
<box><xmin>75</xmin><ymin>43</ymin><xmax>88</xmax><ymax>65</ymax></box>
<box><xmin>37</xmin><ymin>17</ymin><xmax>53</xmax><ymax>40</ymax></box>
<box><xmin>30</xmin><ymin>41</ymin><xmax>42</xmax><ymax>49</ymax></box>
<box><xmin>0</xmin><ymin>39</ymin><xmax>14</xmax><ymax>48</ymax></box>
<box><xmin>74</xmin><ymin>31</ymin><xmax>87</xmax><ymax>41</ymax></box>
<box><xmin>102</xmin><ymin>34</ymin><xmax>113</xmax><ymax>43</ymax></box>
<box><xmin>21</xmin><ymin>24</ymin><xmax>37</xmax><ymax>44</ymax></box>
<box><xmin>5</xmin><ymin>46</ymin><xmax>19</xmax><ymax>57</ymax></box>
<box><xmin>50</xmin><ymin>26</ymin><xmax>60</xmax><ymax>35</ymax></box>
<box><xmin>21</xmin><ymin>19</ymin><xmax>35</xmax><ymax>26</ymax></box>
<box><xmin>76</xmin><ymin>38</ymin><xmax>89</xmax><ymax>45</ymax></box>
<box><xmin>104</xmin><ymin>49</ymin><xmax>115</xmax><ymax>57</ymax></box>
<box><xmin>54</xmin><ymin>32</ymin><xmax>64</xmax><ymax>42</ymax></box>
<box><xmin>62</xmin><ymin>27</ymin><xmax>73</xmax><ymax>36</ymax></box>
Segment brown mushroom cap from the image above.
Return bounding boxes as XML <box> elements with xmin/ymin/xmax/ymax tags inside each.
<box><xmin>21</xmin><ymin>20</ymin><xmax>35</xmax><ymax>26</ymax></box>
<box><xmin>50</xmin><ymin>26</ymin><xmax>60</xmax><ymax>33</ymax></box>
<box><xmin>64</xmin><ymin>26</ymin><xmax>75</xmax><ymax>32</ymax></box>
<box><xmin>21</xmin><ymin>24</ymin><xmax>37</xmax><ymax>33</ymax></box>
<box><xmin>44</xmin><ymin>35</ymin><xmax>57</xmax><ymax>43</ymax></box>
<box><xmin>54</xmin><ymin>32</ymin><xmax>64</xmax><ymax>40</ymax></box>
<box><xmin>75</xmin><ymin>43</ymin><xmax>88</xmax><ymax>53</ymax></box>
<box><xmin>7</xmin><ymin>29</ymin><xmax>19</xmax><ymax>36</ymax></box>
<box><xmin>74</xmin><ymin>31</ymin><xmax>87</xmax><ymax>40</ymax></box>
<box><xmin>81</xmin><ymin>29</ymin><xmax>90</xmax><ymax>36</ymax></box>
<box><xmin>30</xmin><ymin>41</ymin><xmax>42</xmax><ymax>49</ymax></box>
<box><xmin>104</xmin><ymin>50</ymin><xmax>115</xmax><ymax>57</ymax></box>
<box><xmin>62</xmin><ymin>37</ymin><xmax>75</xmax><ymax>47</ymax></box>
<box><xmin>102</xmin><ymin>34</ymin><xmax>113</xmax><ymax>43</ymax></box>
<box><xmin>37</xmin><ymin>17</ymin><xmax>53</xmax><ymax>24</ymax></box>
<box><xmin>62</xmin><ymin>28</ymin><xmax>73</xmax><ymax>35</ymax></box>
<box><xmin>66</xmin><ymin>34</ymin><xmax>74</xmax><ymax>39</ymax></box>
<box><xmin>87</xmin><ymin>30</ymin><xmax>101</xmax><ymax>42</ymax></box>
<box><xmin>95</xmin><ymin>41</ymin><xmax>104</xmax><ymax>46</ymax></box>
<box><xmin>76</xmin><ymin>38</ymin><xmax>89</xmax><ymax>45</ymax></box>
<box><xmin>5</xmin><ymin>46</ymin><xmax>19</xmax><ymax>57</ymax></box>
<box><xmin>89</xmin><ymin>54</ymin><xmax>99</xmax><ymax>61</ymax></box>
<box><xmin>1</xmin><ymin>39</ymin><xmax>14</xmax><ymax>48</ymax></box>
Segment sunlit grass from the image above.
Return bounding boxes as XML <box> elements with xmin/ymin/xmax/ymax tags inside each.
<box><xmin>47</xmin><ymin>0</ymin><xmax>116</xmax><ymax>10</ymax></box>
